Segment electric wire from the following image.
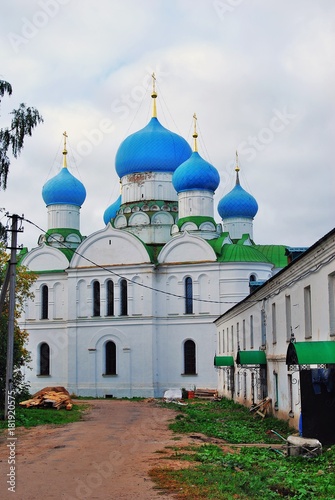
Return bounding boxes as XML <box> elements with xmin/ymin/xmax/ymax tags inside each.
<box><xmin>22</xmin><ymin>215</ymin><xmax>247</xmax><ymax>305</ymax></box>
<box><xmin>17</xmin><ymin>215</ymin><xmax>334</xmax><ymax>309</ymax></box>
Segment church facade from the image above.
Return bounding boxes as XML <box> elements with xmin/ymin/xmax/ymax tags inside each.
<box><xmin>19</xmin><ymin>84</ymin><xmax>290</xmax><ymax>398</ymax></box>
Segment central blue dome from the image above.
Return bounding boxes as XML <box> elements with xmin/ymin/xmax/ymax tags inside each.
<box><xmin>42</xmin><ymin>167</ymin><xmax>86</xmax><ymax>207</ymax></box>
<box><xmin>172</xmin><ymin>151</ymin><xmax>220</xmax><ymax>193</ymax></box>
<box><xmin>218</xmin><ymin>175</ymin><xmax>258</xmax><ymax>219</ymax></box>
<box><xmin>115</xmin><ymin>117</ymin><xmax>192</xmax><ymax>178</ymax></box>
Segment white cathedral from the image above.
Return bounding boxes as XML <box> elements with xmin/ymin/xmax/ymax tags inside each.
<box><xmin>20</xmin><ymin>82</ymin><xmax>291</xmax><ymax>398</ymax></box>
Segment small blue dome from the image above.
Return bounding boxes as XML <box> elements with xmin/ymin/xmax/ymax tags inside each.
<box><xmin>172</xmin><ymin>151</ymin><xmax>220</xmax><ymax>193</ymax></box>
<box><xmin>42</xmin><ymin>167</ymin><xmax>86</xmax><ymax>207</ymax></box>
<box><xmin>218</xmin><ymin>175</ymin><xmax>258</xmax><ymax>219</ymax></box>
<box><xmin>115</xmin><ymin>117</ymin><xmax>192</xmax><ymax>178</ymax></box>
<box><xmin>103</xmin><ymin>195</ymin><xmax>121</xmax><ymax>225</ymax></box>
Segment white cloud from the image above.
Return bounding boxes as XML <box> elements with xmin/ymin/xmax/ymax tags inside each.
<box><xmin>0</xmin><ymin>0</ymin><xmax>334</xmax><ymax>250</ymax></box>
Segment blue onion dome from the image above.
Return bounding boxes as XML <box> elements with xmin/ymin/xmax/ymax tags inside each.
<box><xmin>218</xmin><ymin>171</ymin><xmax>258</xmax><ymax>219</ymax></box>
<box><xmin>103</xmin><ymin>194</ymin><xmax>121</xmax><ymax>225</ymax></box>
<box><xmin>115</xmin><ymin>117</ymin><xmax>192</xmax><ymax>178</ymax></box>
<box><xmin>42</xmin><ymin>166</ymin><xmax>86</xmax><ymax>207</ymax></box>
<box><xmin>42</xmin><ymin>138</ymin><xmax>86</xmax><ymax>207</ymax></box>
<box><xmin>172</xmin><ymin>151</ymin><xmax>220</xmax><ymax>193</ymax></box>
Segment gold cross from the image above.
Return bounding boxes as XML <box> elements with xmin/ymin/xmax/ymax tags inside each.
<box><xmin>63</xmin><ymin>131</ymin><xmax>68</xmax><ymax>151</ymax></box>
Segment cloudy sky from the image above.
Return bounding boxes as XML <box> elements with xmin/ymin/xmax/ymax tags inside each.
<box><xmin>1</xmin><ymin>0</ymin><xmax>334</xmax><ymax>250</ymax></box>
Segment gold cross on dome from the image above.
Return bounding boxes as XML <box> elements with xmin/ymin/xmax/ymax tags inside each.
<box><xmin>152</xmin><ymin>72</ymin><xmax>156</xmax><ymax>94</ymax></box>
<box><xmin>63</xmin><ymin>131</ymin><xmax>68</xmax><ymax>151</ymax></box>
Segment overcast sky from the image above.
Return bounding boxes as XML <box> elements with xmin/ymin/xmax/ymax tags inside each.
<box><xmin>1</xmin><ymin>0</ymin><xmax>334</xmax><ymax>251</ymax></box>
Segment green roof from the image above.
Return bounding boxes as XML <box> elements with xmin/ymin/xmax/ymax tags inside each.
<box><xmin>46</xmin><ymin>227</ymin><xmax>83</xmax><ymax>239</ymax></box>
<box><xmin>214</xmin><ymin>355</ymin><xmax>234</xmax><ymax>367</ymax></box>
<box><xmin>236</xmin><ymin>234</ymin><xmax>254</xmax><ymax>245</ymax></box>
<box><xmin>218</xmin><ymin>244</ymin><xmax>271</xmax><ymax>263</ymax></box>
<box><xmin>255</xmin><ymin>245</ymin><xmax>288</xmax><ymax>268</ymax></box>
<box><xmin>177</xmin><ymin>216</ymin><xmax>216</xmax><ymax>230</ymax></box>
<box><xmin>236</xmin><ymin>350</ymin><xmax>267</xmax><ymax>365</ymax></box>
<box><xmin>286</xmin><ymin>341</ymin><xmax>335</xmax><ymax>366</ymax></box>
<box><xmin>143</xmin><ymin>243</ymin><xmax>164</xmax><ymax>263</ymax></box>
<box><xmin>207</xmin><ymin>232</ymin><xmax>230</xmax><ymax>255</ymax></box>
<box><xmin>45</xmin><ymin>228</ymin><xmax>85</xmax><ymax>263</ymax></box>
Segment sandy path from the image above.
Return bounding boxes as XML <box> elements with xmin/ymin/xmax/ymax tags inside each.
<box><xmin>0</xmin><ymin>399</ymin><xmax>185</xmax><ymax>500</ymax></box>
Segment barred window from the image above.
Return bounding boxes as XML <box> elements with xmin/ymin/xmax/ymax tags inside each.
<box><xmin>93</xmin><ymin>281</ymin><xmax>100</xmax><ymax>317</ymax></box>
<box><xmin>184</xmin><ymin>340</ymin><xmax>196</xmax><ymax>374</ymax></box>
<box><xmin>106</xmin><ymin>280</ymin><xmax>114</xmax><ymax>316</ymax></box>
<box><xmin>39</xmin><ymin>343</ymin><xmax>50</xmax><ymax>375</ymax></box>
<box><xmin>185</xmin><ymin>277</ymin><xmax>193</xmax><ymax>314</ymax></box>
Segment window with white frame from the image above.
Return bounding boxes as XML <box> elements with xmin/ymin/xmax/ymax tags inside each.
<box><xmin>120</xmin><ymin>279</ymin><xmax>128</xmax><ymax>316</ymax></box>
<box><xmin>105</xmin><ymin>341</ymin><xmax>116</xmax><ymax>375</ymax></box>
<box><xmin>272</xmin><ymin>303</ymin><xmax>277</xmax><ymax>344</ymax></box>
<box><xmin>304</xmin><ymin>285</ymin><xmax>312</xmax><ymax>339</ymax></box>
<box><xmin>185</xmin><ymin>277</ymin><xmax>193</xmax><ymax>314</ymax></box>
<box><xmin>93</xmin><ymin>280</ymin><xmax>100</xmax><ymax>317</ymax></box>
<box><xmin>261</xmin><ymin>309</ymin><xmax>266</xmax><ymax>347</ymax></box>
<box><xmin>231</xmin><ymin>325</ymin><xmax>234</xmax><ymax>351</ymax></box>
<box><xmin>106</xmin><ymin>280</ymin><xmax>114</xmax><ymax>316</ymax></box>
<box><xmin>39</xmin><ymin>342</ymin><xmax>50</xmax><ymax>375</ymax></box>
<box><xmin>242</xmin><ymin>319</ymin><xmax>246</xmax><ymax>350</ymax></box>
<box><xmin>285</xmin><ymin>295</ymin><xmax>292</xmax><ymax>341</ymax></box>
<box><xmin>329</xmin><ymin>272</ymin><xmax>335</xmax><ymax>336</ymax></box>
<box><xmin>184</xmin><ymin>339</ymin><xmax>196</xmax><ymax>374</ymax></box>
<box><xmin>250</xmin><ymin>315</ymin><xmax>254</xmax><ymax>349</ymax></box>
<box><xmin>41</xmin><ymin>284</ymin><xmax>48</xmax><ymax>320</ymax></box>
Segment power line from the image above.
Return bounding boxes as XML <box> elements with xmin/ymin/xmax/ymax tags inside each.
<box><xmin>21</xmin><ymin>216</ymin><xmax>260</xmax><ymax>305</ymax></box>
<box><xmin>20</xmin><ymin>216</ymin><xmax>331</xmax><ymax>308</ymax></box>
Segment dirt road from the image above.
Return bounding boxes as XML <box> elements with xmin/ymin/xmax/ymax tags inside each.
<box><xmin>0</xmin><ymin>399</ymin><xmax>187</xmax><ymax>500</ymax></box>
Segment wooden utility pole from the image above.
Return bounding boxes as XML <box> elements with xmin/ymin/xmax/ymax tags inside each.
<box><xmin>4</xmin><ymin>214</ymin><xmax>19</xmax><ymax>419</ymax></box>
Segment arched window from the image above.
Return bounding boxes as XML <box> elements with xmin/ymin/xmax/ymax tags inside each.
<box><xmin>120</xmin><ymin>279</ymin><xmax>128</xmax><ymax>316</ymax></box>
<box><xmin>93</xmin><ymin>281</ymin><xmax>100</xmax><ymax>317</ymax></box>
<box><xmin>39</xmin><ymin>342</ymin><xmax>50</xmax><ymax>375</ymax></box>
<box><xmin>105</xmin><ymin>341</ymin><xmax>116</xmax><ymax>375</ymax></box>
<box><xmin>41</xmin><ymin>285</ymin><xmax>48</xmax><ymax>319</ymax></box>
<box><xmin>106</xmin><ymin>280</ymin><xmax>114</xmax><ymax>316</ymax></box>
<box><xmin>185</xmin><ymin>277</ymin><xmax>193</xmax><ymax>314</ymax></box>
<box><xmin>184</xmin><ymin>339</ymin><xmax>196</xmax><ymax>375</ymax></box>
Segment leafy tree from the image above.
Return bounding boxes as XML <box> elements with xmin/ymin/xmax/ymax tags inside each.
<box><xmin>0</xmin><ymin>245</ymin><xmax>37</xmax><ymax>415</ymax></box>
<box><xmin>0</xmin><ymin>79</ymin><xmax>43</xmax><ymax>190</ymax></box>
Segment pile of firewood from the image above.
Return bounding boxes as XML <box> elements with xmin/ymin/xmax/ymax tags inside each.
<box><xmin>19</xmin><ymin>386</ymin><xmax>73</xmax><ymax>411</ymax></box>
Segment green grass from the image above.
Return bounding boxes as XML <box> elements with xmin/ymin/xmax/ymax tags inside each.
<box><xmin>166</xmin><ymin>398</ymin><xmax>294</xmax><ymax>443</ymax></box>
<box><xmin>152</xmin><ymin>446</ymin><xmax>335</xmax><ymax>499</ymax></box>
<box><xmin>151</xmin><ymin>398</ymin><xmax>335</xmax><ymax>499</ymax></box>
<box><xmin>0</xmin><ymin>403</ymin><xmax>89</xmax><ymax>429</ymax></box>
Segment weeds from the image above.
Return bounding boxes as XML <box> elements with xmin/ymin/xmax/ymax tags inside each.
<box><xmin>152</xmin><ymin>398</ymin><xmax>335</xmax><ymax>499</ymax></box>
<box><xmin>0</xmin><ymin>403</ymin><xmax>88</xmax><ymax>429</ymax></box>
<box><xmin>166</xmin><ymin>398</ymin><xmax>294</xmax><ymax>443</ymax></box>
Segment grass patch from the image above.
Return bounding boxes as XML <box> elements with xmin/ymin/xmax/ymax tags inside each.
<box><xmin>0</xmin><ymin>403</ymin><xmax>89</xmax><ymax>429</ymax></box>
<box><xmin>151</xmin><ymin>443</ymin><xmax>335</xmax><ymax>499</ymax></box>
<box><xmin>152</xmin><ymin>398</ymin><xmax>335</xmax><ymax>499</ymax></box>
<box><xmin>166</xmin><ymin>398</ymin><xmax>294</xmax><ymax>443</ymax></box>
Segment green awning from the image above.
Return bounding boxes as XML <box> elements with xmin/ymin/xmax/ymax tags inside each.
<box><xmin>286</xmin><ymin>341</ymin><xmax>335</xmax><ymax>366</ymax></box>
<box><xmin>214</xmin><ymin>356</ymin><xmax>234</xmax><ymax>367</ymax></box>
<box><xmin>236</xmin><ymin>350</ymin><xmax>267</xmax><ymax>366</ymax></box>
